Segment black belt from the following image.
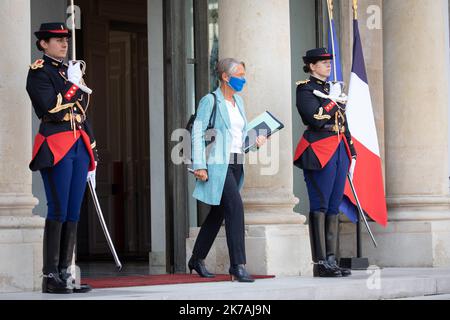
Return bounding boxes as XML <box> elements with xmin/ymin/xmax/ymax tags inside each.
<box><xmin>41</xmin><ymin>115</ymin><xmax>56</xmax><ymax>123</ymax></box>
<box><xmin>308</xmin><ymin>124</ymin><xmax>346</xmax><ymax>133</ymax></box>
<box><xmin>41</xmin><ymin>113</ymin><xmax>85</xmax><ymax>124</ymax></box>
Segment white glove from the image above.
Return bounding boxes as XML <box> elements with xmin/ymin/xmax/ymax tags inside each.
<box><xmin>68</xmin><ymin>61</ymin><xmax>83</xmax><ymax>85</ymax></box>
<box><xmin>349</xmin><ymin>158</ymin><xmax>357</xmax><ymax>181</ymax></box>
<box><xmin>336</xmin><ymin>94</ymin><xmax>348</xmax><ymax>105</ymax></box>
<box><xmin>68</xmin><ymin>61</ymin><xmax>93</xmax><ymax>94</ymax></box>
<box><xmin>329</xmin><ymin>82</ymin><xmax>343</xmax><ymax>98</ymax></box>
<box><xmin>87</xmin><ymin>162</ymin><xmax>97</xmax><ymax>189</ymax></box>
<box><xmin>313</xmin><ymin>89</ymin><xmax>347</xmax><ymax>104</ymax></box>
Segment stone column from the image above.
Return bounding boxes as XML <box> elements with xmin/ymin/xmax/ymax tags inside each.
<box><xmin>342</xmin><ymin>0</ymin><xmax>450</xmax><ymax>267</ymax></box>
<box><xmin>187</xmin><ymin>0</ymin><xmax>312</xmax><ymax>276</ymax></box>
<box><xmin>0</xmin><ymin>0</ymin><xmax>44</xmax><ymax>292</ymax></box>
<box><xmin>148</xmin><ymin>0</ymin><xmax>167</xmax><ymax>274</ymax></box>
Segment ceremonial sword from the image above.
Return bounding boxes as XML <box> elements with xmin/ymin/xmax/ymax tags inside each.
<box><xmin>88</xmin><ymin>179</ymin><xmax>123</xmax><ymax>270</ymax></box>
<box><xmin>347</xmin><ymin>174</ymin><xmax>378</xmax><ymax>248</ymax></box>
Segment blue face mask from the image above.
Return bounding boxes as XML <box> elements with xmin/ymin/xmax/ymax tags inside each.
<box><xmin>228</xmin><ymin>76</ymin><xmax>247</xmax><ymax>92</ymax></box>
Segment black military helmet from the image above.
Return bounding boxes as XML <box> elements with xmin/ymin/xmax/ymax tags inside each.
<box><xmin>303</xmin><ymin>48</ymin><xmax>333</xmax><ymax>64</ymax></box>
<box><xmin>34</xmin><ymin>22</ymin><xmax>72</xmax><ymax>40</ymax></box>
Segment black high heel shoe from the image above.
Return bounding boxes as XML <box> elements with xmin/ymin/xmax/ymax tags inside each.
<box><xmin>229</xmin><ymin>265</ymin><xmax>255</xmax><ymax>283</ymax></box>
<box><xmin>188</xmin><ymin>256</ymin><xmax>215</xmax><ymax>278</ymax></box>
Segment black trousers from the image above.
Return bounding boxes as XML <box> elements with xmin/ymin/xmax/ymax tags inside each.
<box><xmin>192</xmin><ymin>154</ymin><xmax>246</xmax><ymax>266</ymax></box>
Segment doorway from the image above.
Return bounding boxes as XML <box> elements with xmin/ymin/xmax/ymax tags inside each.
<box><xmin>76</xmin><ymin>0</ymin><xmax>150</xmax><ymax>275</ymax></box>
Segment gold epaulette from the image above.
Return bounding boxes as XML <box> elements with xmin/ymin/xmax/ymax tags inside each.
<box><xmin>296</xmin><ymin>79</ymin><xmax>310</xmax><ymax>86</ymax></box>
<box><xmin>30</xmin><ymin>59</ymin><xmax>45</xmax><ymax>70</ymax></box>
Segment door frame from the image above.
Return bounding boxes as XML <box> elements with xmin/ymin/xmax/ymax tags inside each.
<box><xmin>75</xmin><ymin>0</ymin><xmax>151</xmax><ymax>261</ymax></box>
<box><xmin>163</xmin><ymin>0</ymin><xmax>189</xmax><ymax>274</ymax></box>
<box><xmin>163</xmin><ymin>0</ymin><xmax>211</xmax><ymax>273</ymax></box>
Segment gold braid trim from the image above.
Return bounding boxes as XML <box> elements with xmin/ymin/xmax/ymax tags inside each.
<box><xmin>62</xmin><ymin>113</ymin><xmax>82</xmax><ymax>123</ymax></box>
<box><xmin>75</xmin><ymin>101</ymin><xmax>87</xmax><ymax>122</ymax></box>
<box><xmin>30</xmin><ymin>59</ymin><xmax>44</xmax><ymax>70</ymax></box>
<box><xmin>48</xmin><ymin>94</ymin><xmax>75</xmax><ymax>113</ymax></box>
<box><xmin>296</xmin><ymin>79</ymin><xmax>310</xmax><ymax>86</ymax></box>
<box><xmin>337</xmin><ymin>110</ymin><xmax>346</xmax><ymax>124</ymax></box>
<box><xmin>313</xmin><ymin>107</ymin><xmax>332</xmax><ymax>120</ymax></box>
<box><xmin>75</xmin><ymin>101</ymin><xmax>86</xmax><ymax>116</ymax></box>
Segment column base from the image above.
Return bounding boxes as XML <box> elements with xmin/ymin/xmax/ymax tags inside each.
<box><xmin>0</xmin><ymin>193</ymin><xmax>39</xmax><ymax>216</ymax></box>
<box><xmin>186</xmin><ymin>224</ymin><xmax>313</xmax><ymax>277</ymax></box>
<box><xmin>241</xmin><ymin>188</ymin><xmax>306</xmax><ymax>225</ymax></box>
<box><xmin>149</xmin><ymin>251</ymin><xmax>167</xmax><ymax>275</ymax></box>
<box><xmin>0</xmin><ymin>215</ymin><xmax>45</xmax><ymax>293</ymax></box>
<box><xmin>339</xmin><ymin>210</ymin><xmax>450</xmax><ymax>267</ymax></box>
<box><xmin>339</xmin><ymin>257</ymin><xmax>370</xmax><ymax>270</ymax></box>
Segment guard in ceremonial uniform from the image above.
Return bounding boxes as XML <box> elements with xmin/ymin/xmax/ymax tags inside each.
<box><xmin>294</xmin><ymin>48</ymin><xmax>356</xmax><ymax>277</ymax></box>
<box><xmin>27</xmin><ymin>23</ymin><xmax>98</xmax><ymax>293</ymax></box>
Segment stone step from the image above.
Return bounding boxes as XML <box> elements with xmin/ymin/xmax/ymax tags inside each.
<box><xmin>0</xmin><ymin>268</ymin><xmax>449</xmax><ymax>300</ymax></box>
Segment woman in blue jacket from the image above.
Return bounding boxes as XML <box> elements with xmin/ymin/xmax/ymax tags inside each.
<box><xmin>189</xmin><ymin>58</ymin><xmax>266</xmax><ymax>282</ymax></box>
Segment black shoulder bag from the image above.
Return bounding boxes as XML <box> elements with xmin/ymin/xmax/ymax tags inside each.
<box><xmin>186</xmin><ymin>92</ymin><xmax>217</xmax><ymax>146</ymax></box>
<box><xmin>185</xmin><ymin>93</ymin><xmax>217</xmax><ymax>162</ymax></box>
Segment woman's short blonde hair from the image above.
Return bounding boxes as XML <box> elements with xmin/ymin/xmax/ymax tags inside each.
<box><xmin>215</xmin><ymin>58</ymin><xmax>246</xmax><ymax>82</ymax></box>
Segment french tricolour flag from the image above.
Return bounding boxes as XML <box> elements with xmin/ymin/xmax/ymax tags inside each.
<box><xmin>339</xmin><ymin>19</ymin><xmax>388</xmax><ymax>227</ymax></box>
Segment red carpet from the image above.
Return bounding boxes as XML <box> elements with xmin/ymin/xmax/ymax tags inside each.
<box><xmin>83</xmin><ymin>274</ymin><xmax>275</xmax><ymax>289</ymax></box>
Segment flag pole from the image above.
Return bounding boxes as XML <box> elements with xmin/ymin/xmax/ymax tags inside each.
<box><xmin>339</xmin><ymin>0</ymin><xmax>371</xmax><ymax>270</ymax></box>
<box><xmin>350</xmin><ymin>0</ymin><xmax>364</xmax><ymax>262</ymax></box>
<box><xmin>352</xmin><ymin>0</ymin><xmax>361</xmax><ymax>259</ymax></box>
<box><xmin>326</xmin><ymin>0</ymin><xmax>337</xmax><ymax>82</ymax></box>
<box><xmin>70</xmin><ymin>0</ymin><xmax>76</xmax><ymax>61</ymax></box>
<box><xmin>347</xmin><ymin>174</ymin><xmax>378</xmax><ymax>248</ymax></box>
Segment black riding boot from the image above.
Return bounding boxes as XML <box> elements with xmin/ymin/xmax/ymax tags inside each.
<box><xmin>308</xmin><ymin>212</ymin><xmax>317</xmax><ymax>263</ymax></box>
<box><xmin>59</xmin><ymin>221</ymin><xmax>92</xmax><ymax>293</ymax></box>
<box><xmin>42</xmin><ymin>219</ymin><xmax>73</xmax><ymax>294</ymax></box>
<box><xmin>310</xmin><ymin>212</ymin><xmax>342</xmax><ymax>277</ymax></box>
<box><xmin>326</xmin><ymin>214</ymin><xmax>351</xmax><ymax>277</ymax></box>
